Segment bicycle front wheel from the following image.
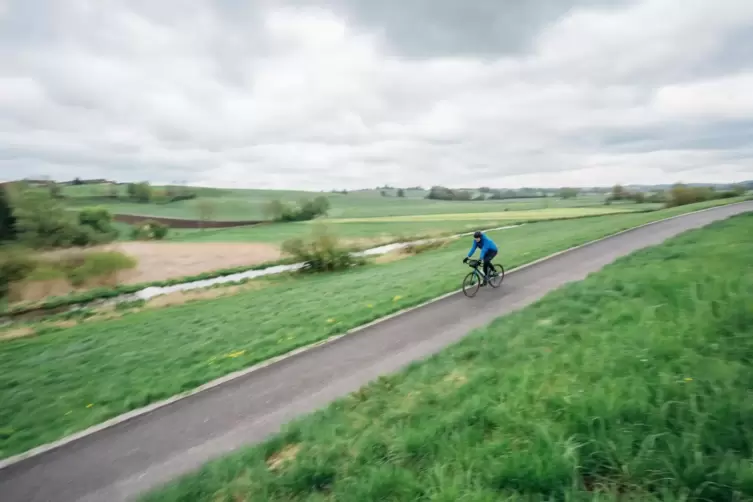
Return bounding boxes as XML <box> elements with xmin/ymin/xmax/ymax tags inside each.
<box><xmin>488</xmin><ymin>264</ymin><xmax>505</xmax><ymax>288</ymax></box>
<box><xmin>462</xmin><ymin>271</ymin><xmax>481</xmax><ymax>297</ymax></box>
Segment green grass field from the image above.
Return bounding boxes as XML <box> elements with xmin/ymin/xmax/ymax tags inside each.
<box><xmin>0</xmin><ymin>199</ymin><xmax>745</xmax><ymax>461</ymax></box>
<box><xmin>326</xmin><ymin>206</ymin><xmax>639</xmax><ymax>223</ymax></box>
<box><xmin>164</xmin><ymin>207</ymin><xmax>648</xmax><ymax>245</ymax></box>
<box><xmin>60</xmin><ymin>183</ymin><xmax>645</xmax><ymax>221</ymax></box>
<box><xmin>161</xmin><ymin>198</ymin><xmax>736</xmax><ymax>245</ymax></box>
<box><xmin>164</xmin><ymin>220</ymin><xmax>496</xmax><ymax>244</ymax></box>
<box><xmin>141</xmin><ymin>211</ymin><xmax>753</xmax><ymax>501</ymax></box>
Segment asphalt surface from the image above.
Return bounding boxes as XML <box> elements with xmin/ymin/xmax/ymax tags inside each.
<box><xmin>1</xmin><ymin>201</ymin><xmax>751</xmax><ymax>502</ymax></box>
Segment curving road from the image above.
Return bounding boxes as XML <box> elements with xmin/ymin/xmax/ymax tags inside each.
<box><xmin>1</xmin><ymin>201</ymin><xmax>751</xmax><ymax>502</ymax></box>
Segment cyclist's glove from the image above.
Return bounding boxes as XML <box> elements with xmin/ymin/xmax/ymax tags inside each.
<box><xmin>463</xmin><ymin>257</ymin><xmax>469</xmax><ymax>264</ymax></box>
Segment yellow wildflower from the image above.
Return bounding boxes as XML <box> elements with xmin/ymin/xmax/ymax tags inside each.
<box><xmin>86</xmin><ymin>404</ymin><xmax>93</xmax><ymax>408</ymax></box>
<box><xmin>327</xmin><ymin>318</ymin><xmax>336</xmax><ymax>323</ymax></box>
<box><xmin>393</xmin><ymin>295</ymin><xmax>402</xmax><ymax>302</ymax></box>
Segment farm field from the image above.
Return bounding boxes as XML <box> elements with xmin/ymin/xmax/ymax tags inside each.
<box><xmin>0</xmin><ymin>198</ymin><xmax>746</xmax><ymax>460</ymax></box>
<box><xmin>141</xmin><ymin>211</ymin><xmax>753</xmax><ymax>501</ymax></box>
<box><xmin>59</xmin><ymin>183</ymin><xmax>641</xmax><ymax>221</ymax></box>
<box><xmin>325</xmin><ymin>206</ymin><xmax>638</xmax><ymax>223</ymax></box>
<box><xmin>165</xmin><ymin>206</ymin><xmax>646</xmax><ymax>244</ymax></box>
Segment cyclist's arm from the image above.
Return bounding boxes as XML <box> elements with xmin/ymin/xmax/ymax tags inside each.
<box><xmin>467</xmin><ymin>240</ymin><xmax>478</xmax><ymax>257</ymax></box>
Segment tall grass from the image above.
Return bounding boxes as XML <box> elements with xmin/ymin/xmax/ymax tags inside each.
<box><xmin>143</xmin><ymin>213</ymin><xmax>753</xmax><ymax>501</ymax></box>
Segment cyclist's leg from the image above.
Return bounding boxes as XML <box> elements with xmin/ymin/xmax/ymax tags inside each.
<box><xmin>484</xmin><ymin>250</ymin><xmax>498</xmax><ymax>278</ymax></box>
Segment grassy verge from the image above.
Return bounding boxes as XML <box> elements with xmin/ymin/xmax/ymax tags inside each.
<box><xmin>0</xmin><ymin>198</ymin><xmax>748</xmax><ymax>460</ymax></box>
<box><xmin>142</xmin><ymin>212</ymin><xmax>753</xmax><ymax>501</ymax></box>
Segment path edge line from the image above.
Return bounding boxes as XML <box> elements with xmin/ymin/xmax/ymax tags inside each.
<box><xmin>0</xmin><ymin>201</ymin><xmax>746</xmax><ymax>471</ymax></box>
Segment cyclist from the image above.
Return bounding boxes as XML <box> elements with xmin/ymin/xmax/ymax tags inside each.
<box><xmin>463</xmin><ymin>231</ymin><xmax>498</xmax><ymax>286</ymax></box>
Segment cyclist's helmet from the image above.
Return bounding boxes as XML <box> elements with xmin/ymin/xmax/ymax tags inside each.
<box><xmin>473</xmin><ymin>231</ymin><xmax>482</xmax><ymax>239</ymax></box>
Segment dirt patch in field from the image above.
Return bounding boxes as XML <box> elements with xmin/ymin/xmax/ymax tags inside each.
<box><xmin>145</xmin><ymin>280</ymin><xmax>270</xmax><ymax>308</ymax></box>
<box><xmin>52</xmin><ymin>320</ymin><xmax>78</xmax><ymax>329</ymax></box>
<box><xmin>340</xmin><ymin>236</ymin><xmax>398</xmax><ymax>249</ymax></box>
<box><xmin>443</xmin><ymin>369</ymin><xmax>469</xmax><ymax>387</ymax></box>
<box><xmin>0</xmin><ymin>326</ymin><xmax>35</xmax><ymax>341</ymax></box>
<box><xmin>267</xmin><ymin>444</ymin><xmax>301</xmax><ymax>471</ymax></box>
<box><xmin>102</xmin><ymin>242</ymin><xmax>284</xmax><ymax>284</ymax></box>
<box><xmin>373</xmin><ymin>251</ymin><xmax>409</xmax><ymax>264</ymax></box>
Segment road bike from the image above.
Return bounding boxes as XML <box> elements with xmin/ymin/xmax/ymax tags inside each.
<box><xmin>462</xmin><ymin>259</ymin><xmax>505</xmax><ymax>298</ymax></box>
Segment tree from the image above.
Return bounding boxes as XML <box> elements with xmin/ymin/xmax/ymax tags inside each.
<box><xmin>134</xmin><ymin>182</ymin><xmax>152</xmax><ymax>202</ymax></box>
<box><xmin>297</xmin><ymin>196</ymin><xmax>330</xmax><ymax>220</ymax></box>
<box><xmin>48</xmin><ymin>182</ymin><xmax>62</xmax><ymax>198</ymax></box>
<box><xmin>131</xmin><ymin>220</ymin><xmax>168</xmax><ymax>240</ymax></box>
<box><xmin>127</xmin><ymin>182</ymin><xmax>152</xmax><ymax>202</ymax></box>
<box><xmin>453</xmin><ymin>190</ymin><xmax>473</xmax><ymax>201</ymax></box>
<box><xmin>729</xmin><ymin>184</ymin><xmax>747</xmax><ymax>197</ymax></box>
<box><xmin>611</xmin><ymin>184</ymin><xmax>627</xmax><ymax>201</ymax></box>
<box><xmin>78</xmin><ymin>206</ymin><xmax>116</xmax><ymax>235</ymax></box>
<box><xmin>666</xmin><ymin>183</ymin><xmax>714</xmax><ymax>208</ymax></box>
<box><xmin>264</xmin><ymin>197</ymin><xmax>330</xmax><ymax>222</ymax></box>
<box><xmin>397</xmin><ymin>188</ymin><xmax>405</xmax><ymax>197</ymax></box>
<box><xmin>0</xmin><ymin>184</ymin><xmax>17</xmax><ymax>241</ymax></box>
<box><xmin>631</xmin><ymin>192</ymin><xmax>646</xmax><ymax>203</ymax></box>
<box><xmin>263</xmin><ymin>199</ymin><xmax>287</xmax><ymax>221</ymax></box>
<box><xmin>196</xmin><ymin>199</ymin><xmax>217</xmax><ymax>229</ymax></box>
<box><xmin>426</xmin><ymin>186</ymin><xmax>456</xmax><ymax>200</ymax></box>
<box><xmin>558</xmin><ymin>187</ymin><xmax>579</xmax><ymax>199</ymax></box>
<box><xmin>11</xmin><ymin>189</ymin><xmax>82</xmax><ymax>248</ymax></box>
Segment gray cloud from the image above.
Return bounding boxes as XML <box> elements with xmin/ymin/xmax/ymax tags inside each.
<box><xmin>295</xmin><ymin>0</ymin><xmax>635</xmax><ymax>58</ymax></box>
<box><xmin>1</xmin><ymin>0</ymin><xmax>753</xmax><ymax>189</ymax></box>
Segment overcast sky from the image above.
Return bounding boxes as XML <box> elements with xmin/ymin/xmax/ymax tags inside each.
<box><xmin>1</xmin><ymin>0</ymin><xmax>753</xmax><ymax>189</ymax></box>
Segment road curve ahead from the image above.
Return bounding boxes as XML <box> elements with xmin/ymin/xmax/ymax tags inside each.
<box><xmin>2</xmin><ymin>201</ymin><xmax>752</xmax><ymax>502</ymax></box>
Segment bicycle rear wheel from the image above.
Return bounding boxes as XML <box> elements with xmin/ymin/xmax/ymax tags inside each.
<box><xmin>462</xmin><ymin>271</ymin><xmax>481</xmax><ymax>297</ymax></box>
<box><xmin>488</xmin><ymin>264</ymin><xmax>505</xmax><ymax>288</ymax></box>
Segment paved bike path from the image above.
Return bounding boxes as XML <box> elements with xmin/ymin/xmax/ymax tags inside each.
<box><xmin>2</xmin><ymin>202</ymin><xmax>751</xmax><ymax>502</ymax></box>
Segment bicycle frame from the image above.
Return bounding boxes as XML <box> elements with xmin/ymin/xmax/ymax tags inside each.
<box><xmin>466</xmin><ymin>259</ymin><xmax>491</xmax><ymax>281</ymax></box>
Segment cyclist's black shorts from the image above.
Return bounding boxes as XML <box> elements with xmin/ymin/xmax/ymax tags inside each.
<box><xmin>484</xmin><ymin>250</ymin><xmax>497</xmax><ymax>262</ymax></box>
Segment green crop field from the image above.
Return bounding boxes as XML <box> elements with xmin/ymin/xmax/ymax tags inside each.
<box><xmin>164</xmin><ymin>207</ymin><xmax>645</xmax><ymax>245</ymax></box>
<box><xmin>141</xmin><ymin>211</ymin><xmax>753</xmax><ymax>502</ymax></box>
<box><xmin>0</xmin><ymin>198</ymin><xmax>745</xmax><ymax>460</ymax></box>
<box><xmin>59</xmin><ymin>183</ymin><xmax>642</xmax><ymax>222</ymax></box>
<box><xmin>165</xmin><ymin>220</ymin><xmax>502</xmax><ymax>245</ymax></box>
<box><xmin>326</xmin><ymin>206</ymin><xmax>639</xmax><ymax>223</ymax></box>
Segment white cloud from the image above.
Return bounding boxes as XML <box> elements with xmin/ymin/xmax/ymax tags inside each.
<box><xmin>1</xmin><ymin>0</ymin><xmax>752</xmax><ymax>188</ymax></box>
<box><xmin>653</xmin><ymin>73</ymin><xmax>753</xmax><ymax>120</ymax></box>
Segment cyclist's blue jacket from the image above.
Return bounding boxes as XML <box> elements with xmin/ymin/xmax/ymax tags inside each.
<box><xmin>467</xmin><ymin>234</ymin><xmax>498</xmax><ymax>260</ymax></box>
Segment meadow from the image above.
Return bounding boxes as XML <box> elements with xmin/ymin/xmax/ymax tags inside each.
<box><xmin>0</xmin><ymin>198</ymin><xmax>745</xmax><ymax>460</ymax></box>
<box><xmin>142</xmin><ymin>211</ymin><xmax>753</xmax><ymax>501</ymax></box>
